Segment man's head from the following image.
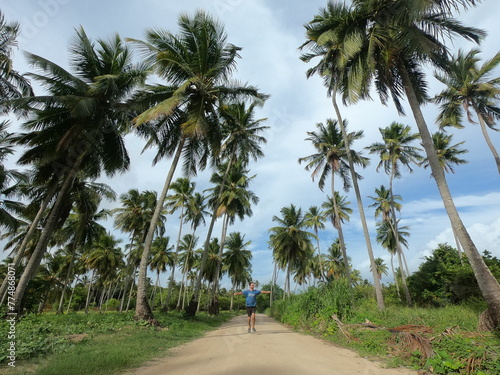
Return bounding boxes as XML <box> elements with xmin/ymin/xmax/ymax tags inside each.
<box><xmin>249</xmin><ymin>282</ymin><xmax>255</xmax><ymax>290</ymax></box>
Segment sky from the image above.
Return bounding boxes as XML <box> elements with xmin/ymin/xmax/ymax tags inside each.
<box><xmin>1</xmin><ymin>0</ymin><xmax>500</xmax><ymax>290</ymax></box>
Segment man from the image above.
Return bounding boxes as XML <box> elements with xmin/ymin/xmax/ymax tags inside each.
<box><xmin>234</xmin><ymin>282</ymin><xmax>271</xmax><ymax>333</ymax></box>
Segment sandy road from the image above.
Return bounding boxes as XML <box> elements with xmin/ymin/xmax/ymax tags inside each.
<box><xmin>130</xmin><ymin>314</ymin><xmax>419</xmax><ymax>375</ymax></box>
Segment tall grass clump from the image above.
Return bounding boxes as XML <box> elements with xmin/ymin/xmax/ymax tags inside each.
<box><xmin>270</xmin><ymin>279</ymin><xmax>353</xmax><ymax>329</ymax></box>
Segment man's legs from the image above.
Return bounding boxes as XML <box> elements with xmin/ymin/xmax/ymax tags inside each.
<box><xmin>251</xmin><ymin>312</ymin><xmax>256</xmax><ymax>331</ymax></box>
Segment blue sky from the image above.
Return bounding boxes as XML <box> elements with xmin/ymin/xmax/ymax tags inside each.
<box><xmin>2</xmin><ymin>0</ymin><xmax>500</xmax><ymax>290</ymax></box>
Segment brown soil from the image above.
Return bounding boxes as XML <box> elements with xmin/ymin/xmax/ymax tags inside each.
<box><xmin>128</xmin><ymin>314</ymin><xmax>419</xmax><ymax>375</ymax></box>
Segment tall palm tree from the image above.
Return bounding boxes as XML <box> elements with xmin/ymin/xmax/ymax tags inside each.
<box><xmin>175</xmin><ymin>233</ymin><xmax>198</xmax><ymax>310</ymax></box>
<box><xmin>367</xmin><ymin>122</ymin><xmax>422</xmax><ymax>305</ymax></box>
<box><xmin>149</xmin><ymin>236</ymin><xmax>174</xmax><ymax>307</ymax></box>
<box><xmin>303</xmin><ymin>206</ymin><xmax>326</xmax><ymax>281</ymax></box>
<box><xmin>83</xmin><ymin>232</ymin><xmax>124</xmax><ymax>313</ymax></box>
<box><xmin>163</xmin><ymin>178</ymin><xmax>195</xmax><ymax>310</ymax></box>
<box><xmin>299</xmin><ymin>118</ymin><xmax>367</xmax><ymax>284</ymax></box>
<box><xmin>269</xmin><ymin>204</ymin><xmax>316</xmax><ymax>298</ymax></box>
<box><xmin>223</xmin><ymin>231</ymin><xmax>252</xmax><ymax>311</ymax></box>
<box><xmin>10</xmin><ymin>28</ymin><xmax>148</xmax><ymax>312</ymax></box>
<box><xmin>190</xmin><ymin>101</ymin><xmax>267</xmax><ymax>314</ymax></box>
<box><xmin>375</xmin><ymin>220</ymin><xmax>410</xmax><ymax>294</ymax></box>
<box><xmin>204</xmin><ymin>160</ymin><xmax>259</xmax><ymax>309</ymax></box>
<box><xmin>433</xmin><ymin>49</ymin><xmax>500</xmax><ymax>173</ymax></box>
<box><xmin>305</xmin><ymin>0</ymin><xmax>500</xmax><ymax>328</ymax></box>
<box><xmin>300</xmin><ymin>2</ymin><xmax>385</xmax><ymax>310</ymax></box>
<box><xmin>0</xmin><ymin>11</ymin><xmax>33</xmax><ymax>102</ymax></box>
<box><xmin>53</xmin><ymin>182</ymin><xmax>113</xmax><ymax>314</ymax></box>
<box><xmin>128</xmin><ymin>11</ymin><xmax>267</xmax><ymax>321</ymax></box>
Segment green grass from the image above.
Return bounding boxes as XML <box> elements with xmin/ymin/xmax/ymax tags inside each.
<box><xmin>0</xmin><ymin>310</ymin><xmax>237</xmax><ymax>375</ymax></box>
<box><xmin>269</xmin><ymin>292</ymin><xmax>500</xmax><ymax>375</ymax></box>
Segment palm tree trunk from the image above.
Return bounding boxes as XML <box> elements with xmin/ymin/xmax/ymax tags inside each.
<box><xmin>135</xmin><ymin>137</ymin><xmax>185</xmax><ymax>321</ymax></box>
<box><xmin>475</xmin><ymin>107</ymin><xmax>500</xmax><ymax>174</ymax></box>
<box><xmin>85</xmin><ymin>270</ymin><xmax>95</xmax><ymax>314</ymax></box>
<box><xmin>187</xmin><ymin>156</ymin><xmax>235</xmax><ymax>316</ymax></box>
<box><xmin>211</xmin><ymin>213</ymin><xmax>230</xmax><ymax>309</ymax></box>
<box><xmin>0</xmin><ymin>182</ymin><xmax>58</xmax><ymax>305</ymax></box>
<box><xmin>165</xmin><ymin>206</ymin><xmax>185</xmax><ymax>310</ymax></box>
<box><xmin>403</xmin><ymin>71</ymin><xmax>500</xmax><ymax>328</ymax></box>
<box><xmin>389</xmin><ymin>170</ymin><xmax>412</xmax><ymax>306</ymax></box>
<box><xmin>14</xmin><ymin>152</ymin><xmax>86</xmax><ymax>312</ymax></box>
<box><xmin>331</xmin><ymin>91</ymin><xmax>385</xmax><ymax>310</ymax></box>
<box><xmin>330</xmin><ymin>176</ymin><xmax>351</xmax><ymax>284</ymax></box>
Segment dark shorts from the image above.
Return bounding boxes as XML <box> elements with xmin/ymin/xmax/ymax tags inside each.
<box><xmin>246</xmin><ymin>306</ymin><xmax>257</xmax><ymax>317</ymax></box>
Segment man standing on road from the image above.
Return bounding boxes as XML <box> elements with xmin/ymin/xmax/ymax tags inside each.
<box><xmin>234</xmin><ymin>282</ymin><xmax>271</xmax><ymax>333</ymax></box>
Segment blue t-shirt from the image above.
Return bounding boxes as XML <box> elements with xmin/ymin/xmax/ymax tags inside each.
<box><xmin>242</xmin><ymin>289</ymin><xmax>261</xmax><ymax>307</ymax></box>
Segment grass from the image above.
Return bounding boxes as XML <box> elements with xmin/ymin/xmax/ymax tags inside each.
<box><xmin>269</xmin><ymin>291</ymin><xmax>500</xmax><ymax>375</ymax></box>
<box><xmin>0</xmin><ymin>310</ymin><xmax>238</xmax><ymax>375</ymax></box>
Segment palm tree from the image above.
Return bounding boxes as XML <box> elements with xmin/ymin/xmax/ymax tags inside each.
<box><xmin>0</xmin><ymin>11</ymin><xmax>33</xmax><ymax>102</ymax></box>
<box><xmin>149</xmin><ymin>236</ymin><xmax>174</xmax><ymax>308</ymax></box>
<box><xmin>54</xmin><ymin>182</ymin><xmax>112</xmax><ymax>313</ymax></box>
<box><xmin>370</xmin><ymin>258</ymin><xmax>389</xmax><ymax>281</ymax></box>
<box><xmin>223</xmin><ymin>231</ymin><xmax>252</xmax><ymax>311</ymax></box>
<box><xmin>83</xmin><ymin>232</ymin><xmax>124</xmax><ymax>313</ymax></box>
<box><xmin>175</xmin><ymin>233</ymin><xmax>198</xmax><ymax>310</ymax></box>
<box><xmin>300</xmin><ymin>2</ymin><xmax>385</xmax><ymax>310</ymax></box>
<box><xmin>0</xmin><ymin>120</ymin><xmax>26</xmax><ymax>232</ymax></box>
<box><xmin>421</xmin><ymin>132</ymin><xmax>468</xmax><ymax>174</ymax></box>
<box><xmin>269</xmin><ymin>204</ymin><xmax>316</xmax><ymax>298</ymax></box>
<box><xmin>421</xmin><ymin>132</ymin><xmax>468</xmax><ymax>261</ymax></box>
<box><xmin>163</xmin><ymin>178</ymin><xmax>195</xmax><ymax>310</ymax></box>
<box><xmin>366</xmin><ymin>122</ymin><xmax>422</xmax><ymax>305</ymax></box>
<box><xmin>375</xmin><ymin>220</ymin><xmax>410</xmax><ymax>293</ymax></box>
<box><xmin>204</xmin><ymin>160</ymin><xmax>259</xmax><ymax>310</ymax></box>
<box><xmin>433</xmin><ymin>49</ymin><xmax>500</xmax><ymax>173</ymax></box>
<box><xmin>304</xmin><ymin>0</ymin><xmax>500</xmax><ymax>328</ymax></box>
<box><xmin>299</xmin><ymin>118</ymin><xmax>367</xmax><ymax>284</ymax></box>
<box><xmin>303</xmin><ymin>206</ymin><xmax>326</xmax><ymax>281</ymax></box>
<box><xmin>128</xmin><ymin>10</ymin><xmax>267</xmax><ymax>321</ymax></box>
<box><xmin>10</xmin><ymin>28</ymin><xmax>148</xmax><ymax>312</ymax></box>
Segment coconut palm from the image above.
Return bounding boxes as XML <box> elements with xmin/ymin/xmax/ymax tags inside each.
<box><xmin>163</xmin><ymin>178</ymin><xmax>195</xmax><ymax>309</ymax></box>
<box><xmin>300</xmin><ymin>2</ymin><xmax>385</xmax><ymax>309</ymax></box>
<box><xmin>421</xmin><ymin>132</ymin><xmax>468</xmax><ymax>174</ymax></box>
<box><xmin>421</xmin><ymin>131</ymin><xmax>469</xmax><ymax>261</ymax></box>
<box><xmin>9</xmin><ymin>28</ymin><xmax>148</xmax><ymax>312</ymax></box>
<box><xmin>367</xmin><ymin>122</ymin><xmax>422</xmax><ymax>305</ymax></box>
<box><xmin>370</xmin><ymin>258</ymin><xmax>389</xmax><ymax>281</ymax></box>
<box><xmin>433</xmin><ymin>49</ymin><xmax>500</xmax><ymax>173</ymax></box>
<box><xmin>299</xmin><ymin>118</ymin><xmax>367</xmax><ymax>284</ymax></box>
<box><xmin>269</xmin><ymin>204</ymin><xmax>316</xmax><ymax>298</ymax></box>
<box><xmin>149</xmin><ymin>236</ymin><xmax>174</xmax><ymax>307</ymax></box>
<box><xmin>175</xmin><ymin>233</ymin><xmax>199</xmax><ymax>310</ymax></box>
<box><xmin>223</xmin><ymin>231</ymin><xmax>252</xmax><ymax>310</ymax></box>
<box><xmin>303</xmin><ymin>206</ymin><xmax>326</xmax><ymax>281</ymax></box>
<box><xmin>204</xmin><ymin>160</ymin><xmax>259</xmax><ymax>309</ymax></box>
<box><xmin>83</xmin><ymin>232</ymin><xmax>124</xmax><ymax>313</ymax></box>
<box><xmin>0</xmin><ymin>11</ymin><xmax>33</xmax><ymax>103</ymax></box>
<box><xmin>128</xmin><ymin>10</ymin><xmax>267</xmax><ymax>320</ymax></box>
<box><xmin>304</xmin><ymin>0</ymin><xmax>500</xmax><ymax>327</ymax></box>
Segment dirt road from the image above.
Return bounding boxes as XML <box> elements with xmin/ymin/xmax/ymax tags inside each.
<box><xmin>130</xmin><ymin>314</ymin><xmax>419</xmax><ymax>375</ymax></box>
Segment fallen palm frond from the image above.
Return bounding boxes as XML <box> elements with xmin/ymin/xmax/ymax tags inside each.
<box><xmin>331</xmin><ymin>315</ymin><xmax>434</xmax><ymax>359</ymax></box>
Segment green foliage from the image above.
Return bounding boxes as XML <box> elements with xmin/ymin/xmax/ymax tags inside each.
<box><xmin>0</xmin><ymin>310</ymin><xmax>237</xmax><ymax>374</ymax></box>
<box><xmin>407</xmin><ymin>244</ymin><xmax>500</xmax><ymax>307</ymax></box>
<box><xmin>269</xmin><ymin>284</ymin><xmax>499</xmax><ymax>374</ymax></box>
<box><xmin>270</xmin><ymin>279</ymin><xmax>353</xmax><ymax>328</ymax></box>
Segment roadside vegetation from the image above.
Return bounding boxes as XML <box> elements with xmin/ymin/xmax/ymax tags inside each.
<box><xmin>0</xmin><ymin>310</ymin><xmax>237</xmax><ymax>375</ymax></box>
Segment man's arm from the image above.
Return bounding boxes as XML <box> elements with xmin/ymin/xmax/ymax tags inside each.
<box><xmin>261</xmin><ymin>291</ymin><xmax>271</xmax><ymax>294</ymax></box>
<box><xmin>233</xmin><ymin>292</ymin><xmax>243</xmax><ymax>295</ymax></box>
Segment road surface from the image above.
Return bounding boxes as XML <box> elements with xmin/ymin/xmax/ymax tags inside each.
<box><xmin>130</xmin><ymin>314</ymin><xmax>419</xmax><ymax>375</ymax></box>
